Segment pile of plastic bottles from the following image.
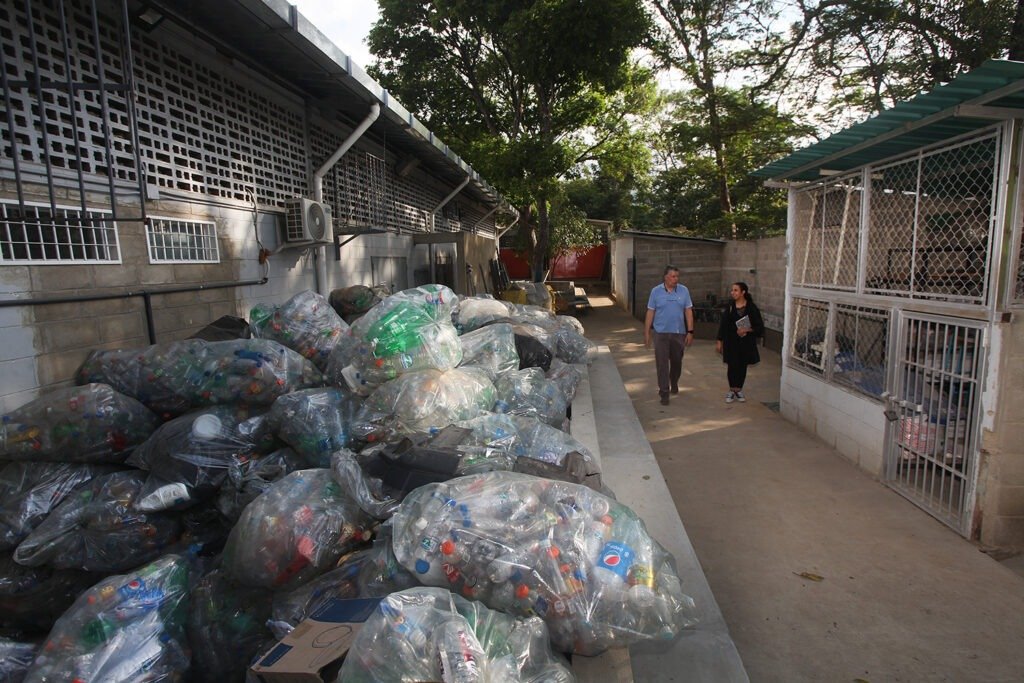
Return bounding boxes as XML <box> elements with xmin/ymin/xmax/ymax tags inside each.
<box><xmin>361</xmin><ymin>367</ymin><xmax>496</xmax><ymax>436</ymax></box>
<box><xmin>337</xmin><ymin>586</ymin><xmax>574</xmax><ymax>682</ymax></box>
<box><xmin>76</xmin><ymin>338</ymin><xmax>324</xmax><ymax>415</ymax></box>
<box><xmin>0</xmin><ymin>383</ymin><xmax>159</xmax><ymax>463</ymax></box>
<box><xmin>456</xmin><ymin>322</ymin><xmax>520</xmax><ymax>380</ymax></box>
<box><xmin>23</xmin><ymin>554</ymin><xmax>191</xmax><ymax>683</ymax></box>
<box><xmin>267</xmin><ymin>387</ymin><xmax>361</xmax><ymax>467</ymax></box>
<box><xmin>390</xmin><ymin>471</ymin><xmax>696</xmax><ymax>655</ymax></box>
<box><xmin>250</xmin><ymin>289</ymin><xmax>348</xmax><ymax>371</ymax></box>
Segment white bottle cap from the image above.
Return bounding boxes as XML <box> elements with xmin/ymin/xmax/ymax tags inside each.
<box><xmin>191</xmin><ymin>414</ymin><xmax>223</xmax><ymax>440</ymax></box>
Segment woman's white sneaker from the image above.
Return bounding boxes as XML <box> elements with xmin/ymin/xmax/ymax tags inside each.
<box><xmin>735</xmin><ymin>391</ymin><xmax>746</xmax><ymax>403</ymax></box>
<box><xmin>725</xmin><ymin>392</ymin><xmax>735</xmax><ymax>403</ymax></box>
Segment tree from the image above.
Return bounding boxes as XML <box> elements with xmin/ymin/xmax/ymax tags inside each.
<box><xmin>368</xmin><ymin>0</ymin><xmax>652</xmax><ymax>280</ymax></box>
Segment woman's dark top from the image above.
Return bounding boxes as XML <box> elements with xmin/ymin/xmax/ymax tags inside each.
<box><xmin>716</xmin><ymin>299</ymin><xmax>764</xmax><ymax>366</ymax></box>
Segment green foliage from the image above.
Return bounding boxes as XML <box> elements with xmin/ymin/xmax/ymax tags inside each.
<box><xmin>369</xmin><ymin>0</ymin><xmax>652</xmax><ymax>279</ymax></box>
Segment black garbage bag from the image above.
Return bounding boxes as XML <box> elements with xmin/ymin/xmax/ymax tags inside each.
<box><xmin>189</xmin><ymin>315</ymin><xmax>251</xmax><ymax>342</ymax></box>
<box><xmin>0</xmin><ymin>554</ymin><xmax>100</xmax><ymax>634</ymax></box>
<box><xmin>514</xmin><ymin>333</ymin><xmax>553</xmax><ymax>371</ymax></box>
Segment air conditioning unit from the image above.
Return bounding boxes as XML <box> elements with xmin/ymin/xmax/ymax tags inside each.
<box><xmin>284</xmin><ymin>198</ymin><xmax>333</xmax><ymax>243</ymax></box>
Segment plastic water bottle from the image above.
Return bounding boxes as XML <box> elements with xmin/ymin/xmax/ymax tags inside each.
<box><xmin>434</xmin><ymin>617</ymin><xmax>486</xmax><ymax>683</ymax></box>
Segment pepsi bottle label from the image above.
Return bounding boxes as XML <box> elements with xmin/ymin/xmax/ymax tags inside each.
<box><xmin>597</xmin><ymin>541</ymin><xmax>635</xmax><ymax>580</ymax></box>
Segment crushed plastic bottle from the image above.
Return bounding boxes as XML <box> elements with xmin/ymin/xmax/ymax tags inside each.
<box><xmin>250</xmin><ymin>289</ymin><xmax>348</xmax><ymax>371</ymax></box>
<box><xmin>390</xmin><ymin>472</ymin><xmax>697</xmax><ymax>656</ymax></box>
<box><xmin>0</xmin><ymin>383</ymin><xmax>159</xmax><ymax>463</ymax></box>
<box><xmin>220</xmin><ymin>469</ymin><xmax>374</xmax><ymax>590</ymax></box>
<box><xmin>23</xmin><ymin>553</ymin><xmax>192</xmax><ymax>683</ymax></box>
<box><xmin>336</xmin><ymin>586</ymin><xmax>574</xmax><ymax>682</ymax></box>
<box><xmin>75</xmin><ymin>338</ymin><xmax>324</xmax><ymax>416</ymax></box>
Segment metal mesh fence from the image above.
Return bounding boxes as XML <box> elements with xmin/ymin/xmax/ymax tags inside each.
<box><xmin>788</xmin><ymin>298</ymin><xmax>830</xmax><ymax>375</ymax></box>
<box><xmin>832</xmin><ymin>305</ymin><xmax>888</xmax><ymax>398</ymax></box>
<box><xmin>791</xmin><ymin>174</ymin><xmax>861</xmax><ymax>290</ymax></box>
<box><xmin>865</xmin><ymin>133</ymin><xmax>997</xmax><ymax>304</ymax></box>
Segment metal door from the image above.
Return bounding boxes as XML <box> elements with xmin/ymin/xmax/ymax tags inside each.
<box><xmin>881</xmin><ymin>313</ymin><xmax>986</xmax><ymax>535</ymax></box>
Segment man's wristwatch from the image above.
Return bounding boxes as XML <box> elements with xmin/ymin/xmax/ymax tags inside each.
<box><xmin>686</xmin><ymin>330</ymin><xmax>693</xmax><ymax>334</ymax></box>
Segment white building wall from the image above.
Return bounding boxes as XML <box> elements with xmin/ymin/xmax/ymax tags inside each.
<box><xmin>609</xmin><ymin>236</ymin><xmax>633</xmax><ymax>311</ymax></box>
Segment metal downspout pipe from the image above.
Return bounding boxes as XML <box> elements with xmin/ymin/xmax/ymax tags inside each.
<box><xmin>431</xmin><ymin>175</ymin><xmax>471</xmax><ymax>232</ymax></box>
<box><xmin>311</xmin><ymin>102</ymin><xmax>381</xmax><ymax>295</ymax></box>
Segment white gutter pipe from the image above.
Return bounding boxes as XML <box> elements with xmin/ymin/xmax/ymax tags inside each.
<box><xmin>431</xmin><ymin>175</ymin><xmax>471</xmax><ymax>232</ymax></box>
<box><xmin>310</xmin><ymin>102</ymin><xmax>381</xmax><ymax>295</ymax></box>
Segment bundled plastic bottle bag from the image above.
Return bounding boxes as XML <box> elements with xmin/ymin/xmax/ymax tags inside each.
<box><xmin>267</xmin><ymin>388</ymin><xmax>362</xmax><ymax>467</ymax></box>
<box><xmin>336</xmin><ymin>586</ymin><xmax>574</xmax><ymax>683</ymax></box>
<box><xmin>216</xmin><ymin>447</ymin><xmax>306</xmax><ymax>523</ymax></box>
<box><xmin>0</xmin><ymin>462</ymin><xmax>120</xmax><ymax>551</ymax></box>
<box><xmin>75</xmin><ymin>338</ymin><xmax>324</xmax><ymax>416</ymax></box>
<box><xmin>453</xmin><ymin>296</ymin><xmax>513</xmax><ymax>333</ymax></box>
<box><xmin>328</xmin><ymin>284</ymin><xmax>383</xmax><ymax>320</ymax></box>
<box><xmin>361</xmin><ymin>368</ymin><xmax>496</xmax><ymax>436</ymax></box>
<box><xmin>250</xmin><ymin>289</ymin><xmax>349</xmax><ymax>371</ymax></box>
<box><xmin>338</xmin><ymin>285</ymin><xmax>463</xmax><ymax>392</ymax></box>
<box><xmin>390</xmin><ymin>472</ymin><xmax>697</xmax><ymax>656</ymax></box>
<box><xmin>0</xmin><ymin>554</ymin><xmax>100</xmax><ymax>633</ymax></box>
<box><xmin>221</xmin><ymin>469</ymin><xmax>374</xmax><ymax>590</ymax></box>
<box><xmin>270</xmin><ymin>531</ymin><xmax>418</xmax><ymax>635</ymax></box>
<box><xmin>127</xmin><ymin>406</ymin><xmax>268</xmax><ymax>513</ymax></box>
<box><xmin>546</xmin><ymin>359</ymin><xmax>584</xmax><ymax>404</ymax></box>
<box><xmin>0</xmin><ymin>637</ymin><xmax>38</xmax><ymax>682</ymax></box>
<box><xmin>494</xmin><ymin>367</ymin><xmax>569</xmax><ymax>429</ymax></box>
<box><xmin>457</xmin><ymin>323</ymin><xmax>519</xmax><ymax>381</ymax></box>
<box><xmin>187</xmin><ymin>568</ymin><xmax>273</xmax><ymax>683</ymax></box>
<box><xmin>24</xmin><ymin>553</ymin><xmax>192</xmax><ymax>683</ymax></box>
<box><xmin>553</xmin><ymin>325</ymin><xmax>597</xmax><ymax>365</ymax></box>
<box><xmin>0</xmin><ymin>384</ymin><xmax>159</xmax><ymax>463</ymax></box>
<box><xmin>13</xmin><ymin>471</ymin><xmax>181</xmax><ymax>573</ymax></box>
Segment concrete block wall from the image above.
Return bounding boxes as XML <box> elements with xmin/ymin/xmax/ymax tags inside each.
<box><xmin>721</xmin><ymin>236</ymin><xmax>787</xmax><ymax>350</ymax></box>
<box><xmin>780</xmin><ymin>367</ymin><xmax>885</xmax><ymax>474</ymax></box>
<box><xmin>630</xmin><ymin>236</ymin><xmax>724</xmax><ymax>318</ymax></box>
<box><xmin>976</xmin><ymin>318</ymin><xmax>1024</xmax><ymax>547</ymax></box>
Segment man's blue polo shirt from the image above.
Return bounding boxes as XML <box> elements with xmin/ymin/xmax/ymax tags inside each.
<box><xmin>647</xmin><ymin>283</ymin><xmax>693</xmax><ymax>334</ymax></box>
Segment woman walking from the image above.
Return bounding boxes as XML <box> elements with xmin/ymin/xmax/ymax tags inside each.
<box><xmin>716</xmin><ymin>282</ymin><xmax>764</xmax><ymax>403</ymax></box>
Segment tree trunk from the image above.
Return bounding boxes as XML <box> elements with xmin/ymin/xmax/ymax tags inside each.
<box><xmin>1011</xmin><ymin>0</ymin><xmax>1024</xmax><ymax>61</ymax></box>
<box><xmin>706</xmin><ymin>91</ymin><xmax>737</xmax><ymax>239</ymax></box>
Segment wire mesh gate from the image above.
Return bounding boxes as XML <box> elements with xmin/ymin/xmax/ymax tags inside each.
<box><xmin>882</xmin><ymin>314</ymin><xmax>985</xmax><ymax>534</ymax></box>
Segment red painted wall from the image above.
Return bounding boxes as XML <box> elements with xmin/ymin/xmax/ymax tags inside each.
<box><xmin>500</xmin><ymin>244</ymin><xmax>607</xmax><ymax>280</ymax></box>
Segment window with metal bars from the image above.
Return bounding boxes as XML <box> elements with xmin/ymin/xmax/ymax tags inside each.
<box><xmin>0</xmin><ymin>201</ymin><xmax>120</xmax><ymax>264</ymax></box>
<box><xmin>791</xmin><ymin>173</ymin><xmax>861</xmax><ymax>290</ymax></box>
<box><xmin>146</xmin><ymin>217</ymin><xmax>219</xmax><ymax>263</ymax></box>
<box><xmin>789</xmin><ymin>297</ymin><xmax>890</xmax><ymax>400</ymax></box>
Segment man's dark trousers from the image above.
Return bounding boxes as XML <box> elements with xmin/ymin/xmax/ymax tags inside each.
<box><xmin>653</xmin><ymin>331</ymin><xmax>685</xmax><ymax>397</ymax></box>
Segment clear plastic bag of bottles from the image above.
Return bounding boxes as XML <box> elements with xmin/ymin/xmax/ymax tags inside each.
<box><xmin>76</xmin><ymin>338</ymin><xmax>324</xmax><ymax>417</ymax></box>
<box><xmin>329</xmin><ymin>285</ymin><xmax>383</xmax><ymax>319</ymax></box>
<box><xmin>250</xmin><ymin>289</ymin><xmax>349</xmax><ymax>371</ymax></box>
<box><xmin>271</xmin><ymin>530</ymin><xmax>418</xmax><ymax>635</ymax></box>
<box><xmin>557</xmin><ymin>315</ymin><xmax>585</xmax><ymax>336</ymax></box>
<box><xmin>127</xmin><ymin>406</ymin><xmax>268</xmax><ymax>513</ymax></box>
<box><xmin>268</xmin><ymin>388</ymin><xmax>362</xmax><ymax>467</ymax></box>
<box><xmin>454</xmin><ymin>296</ymin><xmax>513</xmax><ymax>333</ymax></box>
<box><xmin>0</xmin><ymin>554</ymin><xmax>100</xmax><ymax>633</ymax></box>
<box><xmin>546</xmin><ymin>359</ymin><xmax>584</xmax><ymax>403</ymax></box>
<box><xmin>187</xmin><ymin>568</ymin><xmax>273</xmax><ymax>683</ymax></box>
<box><xmin>339</xmin><ymin>285</ymin><xmax>464</xmax><ymax>392</ymax></box>
<box><xmin>553</xmin><ymin>326</ymin><xmax>597</xmax><ymax>365</ymax></box>
<box><xmin>362</xmin><ymin>368</ymin><xmax>496</xmax><ymax>436</ymax></box>
<box><xmin>457</xmin><ymin>323</ymin><xmax>519</xmax><ymax>381</ymax></box>
<box><xmin>0</xmin><ymin>637</ymin><xmax>38</xmax><ymax>682</ymax></box>
<box><xmin>220</xmin><ymin>469</ymin><xmax>374</xmax><ymax>590</ymax></box>
<box><xmin>336</xmin><ymin>586</ymin><xmax>575</xmax><ymax>683</ymax></box>
<box><xmin>0</xmin><ymin>462</ymin><xmax>120</xmax><ymax>551</ymax></box>
<box><xmin>216</xmin><ymin>447</ymin><xmax>307</xmax><ymax>523</ymax></box>
<box><xmin>24</xmin><ymin>554</ymin><xmax>192</xmax><ymax>683</ymax></box>
<box><xmin>390</xmin><ymin>472</ymin><xmax>697</xmax><ymax>656</ymax></box>
<box><xmin>0</xmin><ymin>383</ymin><xmax>159</xmax><ymax>463</ymax></box>
<box><xmin>330</xmin><ymin>449</ymin><xmax>402</xmax><ymax>520</ymax></box>
<box><xmin>494</xmin><ymin>368</ymin><xmax>569</xmax><ymax>429</ymax></box>
<box><xmin>13</xmin><ymin>471</ymin><xmax>182</xmax><ymax>573</ymax></box>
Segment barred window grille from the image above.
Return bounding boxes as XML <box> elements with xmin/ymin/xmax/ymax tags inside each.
<box><xmin>0</xmin><ymin>201</ymin><xmax>120</xmax><ymax>264</ymax></box>
<box><xmin>832</xmin><ymin>305</ymin><xmax>889</xmax><ymax>399</ymax></box>
<box><xmin>789</xmin><ymin>298</ymin><xmax>830</xmax><ymax>375</ymax></box>
<box><xmin>146</xmin><ymin>217</ymin><xmax>219</xmax><ymax>263</ymax></box>
<box><xmin>791</xmin><ymin>173</ymin><xmax>861</xmax><ymax>290</ymax></box>
<box><xmin>864</xmin><ymin>132</ymin><xmax>997</xmax><ymax>304</ymax></box>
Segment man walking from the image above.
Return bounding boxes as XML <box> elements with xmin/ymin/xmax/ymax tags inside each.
<box><xmin>644</xmin><ymin>265</ymin><xmax>694</xmax><ymax>405</ymax></box>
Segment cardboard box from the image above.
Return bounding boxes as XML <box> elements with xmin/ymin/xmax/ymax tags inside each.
<box><xmin>250</xmin><ymin>597</ymin><xmax>382</xmax><ymax>683</ymax></box>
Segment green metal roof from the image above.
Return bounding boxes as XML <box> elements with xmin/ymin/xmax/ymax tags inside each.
<box><xmin>754</xmin><ymin>59</ymin><xmax>1024</xmax><ymax>181</ymax></box>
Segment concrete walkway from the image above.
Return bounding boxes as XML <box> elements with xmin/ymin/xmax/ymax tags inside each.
<box><xmin>581</xmin><ymin>296</ymin><xmax>1024</xmax><ymax>682</ymax></box>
